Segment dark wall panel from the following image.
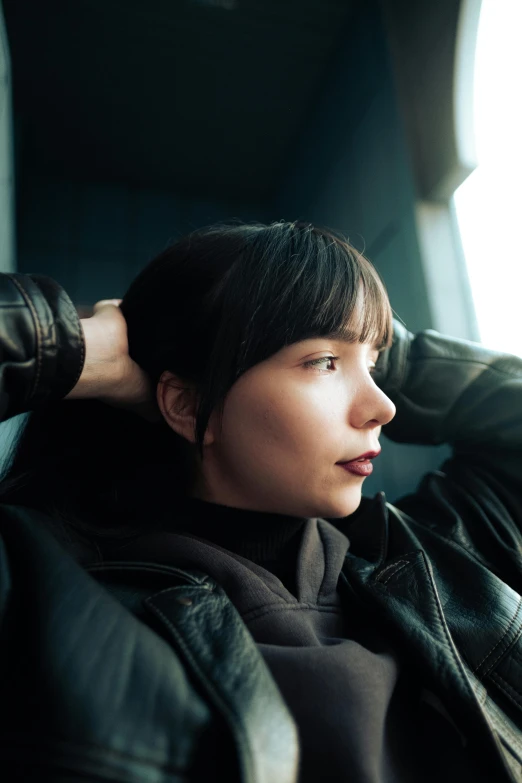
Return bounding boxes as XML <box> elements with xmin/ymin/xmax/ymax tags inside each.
<box><xmin>17</xmin><ymin>175</ymin><xmax>267</xmax><ymax>304</ymax></box>
<box><xmin>274</xmin><ymin>0</ymin><xmax>451</xmax><ymax>502</ymax></box>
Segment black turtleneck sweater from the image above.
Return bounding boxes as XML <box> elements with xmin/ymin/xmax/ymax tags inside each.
<box><xmin>106</xmin><ymin>496</ymin><xmax>487</xmax><ymax>783</ymax></box>
<box><xmin>173</xmin><ymin>496</ymin><xmax>307</xmax><ymax>595</ymax></box>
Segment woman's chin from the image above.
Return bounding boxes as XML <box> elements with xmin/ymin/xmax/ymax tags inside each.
<box><xmin>318</xmin><ymin>490</ymin><xmax>363</xmax><ymax>519</ymax></box>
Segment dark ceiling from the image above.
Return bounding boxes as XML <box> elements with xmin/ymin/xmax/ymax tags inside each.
<box><xmin>4</xmin><ymin>0</ymin><xmax>356</xmax><ymax>202</ymax></box>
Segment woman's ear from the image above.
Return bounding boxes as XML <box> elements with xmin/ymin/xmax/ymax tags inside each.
<box><xmin>156</xmin><ymin>371</ymin><xmax>214</xmax><ymax>446</ymax></box>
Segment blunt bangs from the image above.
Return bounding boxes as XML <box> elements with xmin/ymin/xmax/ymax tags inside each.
<box><xmin>222</xmin><ymin>221</ymin><xmax>392</xmax><ymax>374</ymax></box>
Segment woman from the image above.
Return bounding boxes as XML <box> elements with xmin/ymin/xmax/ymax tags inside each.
<box><xmin>0</xmin><ymin>220</ymin><xmax>521</xmax><ymax>782</ymax></box>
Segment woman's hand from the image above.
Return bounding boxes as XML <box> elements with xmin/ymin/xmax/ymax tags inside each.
<box><xmin>65</xmin><ymin>299</ymin><xmax>161</xmax><ymax>422</ymax></box>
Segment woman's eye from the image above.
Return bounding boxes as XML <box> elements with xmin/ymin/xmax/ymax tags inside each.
<box><xmin>303</xmin><ymin>357</ymin><xmax>377</xmax><ymax>374</ymax></box>
<box><xmin>303</xmin><ymin>356</ymin><xmax>339</xmax><ymax>371</ymax></box>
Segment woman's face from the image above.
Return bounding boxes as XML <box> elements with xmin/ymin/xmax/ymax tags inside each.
<box><xmin>191</xmin><ymin>335</ymin><xmax>396</xmax><ymax>518</ymax></box>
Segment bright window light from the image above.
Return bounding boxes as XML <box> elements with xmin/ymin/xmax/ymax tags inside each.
<box><xmin>453</xmin><ymin>0</ymin><xmax>522</xmax><ymax>356</ymax></box>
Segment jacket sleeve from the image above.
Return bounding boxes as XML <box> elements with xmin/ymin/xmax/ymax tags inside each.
<box><xmin>0</xmin><ymin>272</ymin><xmax>85</xmax><ymax>422</ymax></box>
<box><xmin>374</xmin><ymin>318</ymin><xmax>522</xmax><ymax>540</ymax></box>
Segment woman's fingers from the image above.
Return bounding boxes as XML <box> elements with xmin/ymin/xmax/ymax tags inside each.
<box><xmin>92</xmin><ymin>298</ymin><xmax>122</xmax><ymax>314</ymax></box>
<box><xmin>68</xmin><ymin>297</ymin><xmax>161</xmax><ymax>422</ymax></box>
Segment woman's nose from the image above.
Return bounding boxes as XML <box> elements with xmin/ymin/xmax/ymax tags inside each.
<box><xmin>377</xmin><ymin>391</ymin><xmax>396</xmax><ymax>427</ymax></box>
<box><xmin>351</xmin><ymin>385</ymin><xmax>396</xmax><ymax>430</ymax></box>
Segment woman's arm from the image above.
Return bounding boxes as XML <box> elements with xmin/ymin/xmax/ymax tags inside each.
<box><xmin>374</xmin><ymin>318</ymin><xmax>522</xmax><ymax>531</ymax></box>
<box><xmin>0</xmin><ymin>272</ymin><xmax>156</xmax><ymax>423</ymax></box>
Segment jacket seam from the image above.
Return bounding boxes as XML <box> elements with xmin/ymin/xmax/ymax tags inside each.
<box><xmin>475</xmin><ymin>598</ymin><xmax>522</xmax><ymax>674</ymax></box>
<box><xmin>376</xmin><ymin>552</ymin><xmax>483</xmax><ymax>709</ymax></box>
<box><xmin>8</xmin><ymin>275</ymin><xmax>43</xmax><ymax>401</ymax></box>
<box><xmin>59</xmin><ymin>281</ymin><xmax>85</xmax><ymax>392</ymax></box>
<box><xmin>485</xmin><ymin>619</ymin><xmax>522</xmax><ymax>676</ymax></box>
<box><xmin>375</xmin><ymin>560</ymin><xmax>410</xmax><ymax>585</ymax></box>
<box><xmin>509</xmin><ymin>647</ymin><xmax>522</xmax><ymax>667</ymax></box>
<box><xmin>482</xmin><ymin>705</ymin><xmax>522</xmax><ymax>761</ymax></box>
<box><xmin>491</xmin><ymin>671</ymin><xmax>522</xmax><ymax>710</ymax></box>
<box><xmin>87</xmin><ymin>562</ymin><xmax>212</xmax><ymax>587</ymax></box>
<box><xmin>29</xmin><ymin>273</ymin><xmax>86</xmax><ymax>399</ymax></box>
<box><xmin>416</xmin><ymin>553</ymin><xmax>482</xmax><ymax>706</ymax></box>
<box><xmin>242</xmin><ymin>602</ymin><xmax>344</xmax><ymax>624</ymax></box>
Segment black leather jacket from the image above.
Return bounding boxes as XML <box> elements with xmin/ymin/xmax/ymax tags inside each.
<box><xmin>1</xmin><ymin>272</ymin><xmax>522</xmax><ymax>782</ymax></box>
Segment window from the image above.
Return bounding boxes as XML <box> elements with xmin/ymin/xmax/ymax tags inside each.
<box><xmin>453</xmin><ymin>0</ymin><xmax>522</xmax><ymax>356</ymax></box>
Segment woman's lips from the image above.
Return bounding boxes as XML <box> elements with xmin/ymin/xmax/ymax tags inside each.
<box><xmin>337</xmin><ymin>459</ymin><xmax>374</xmax><ymax>476</ymax></box>
<box><xmin>336</xmin><ymin>451</ymin><xmax>380</xmax><ymax>477</ymax></box>
<box><xmin>336</xmin><ymin>449</ymin><xmax>381</xmax><ymax>476</ymax></box>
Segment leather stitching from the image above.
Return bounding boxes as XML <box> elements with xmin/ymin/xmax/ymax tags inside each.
<box><xmin>509</xmin><ymin>647</ymin><xmax>522</xmax><ymax>667</ymax></box>
<box><xmin>494</xmin><ymin>672</ymin><xmax>522</xmax><ymax>702</ymax></box>
<box><xmin>474</xmin><ymin>597</ymin><xmax>522</xmax><ymax>674</ymax></box>
<box><xmin>381</xmin><ymin>562</ymin><xmax>410</xmax><ymax>585</ymax></box>
<box><xmin>483</xmin><ymin>621</ymin><xmax>522</xmax><ymax>678</ymax></box>
<box><xmin>242</xmin><ymin>602</ymin><xmax>344</xmax><ymax>624</ymax></box>
<box><xmin>482</xmin><ymin>702</ymin><xmax>522</xmax><ymax>760</ymax></box>
<box><xmin>374</xmin><ymin>559</ymin><xmax>410</xmax><ymax>584</ymax></box>
<box><xmin>490</xmin><ymin>671</ymin><xmax>522</xmax><ymax>710</ymax></box>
